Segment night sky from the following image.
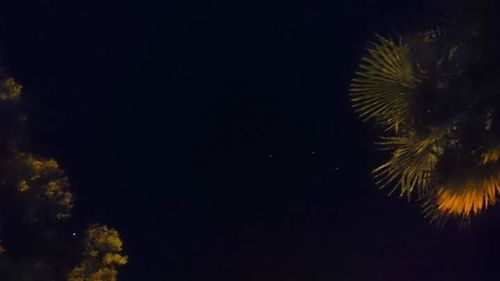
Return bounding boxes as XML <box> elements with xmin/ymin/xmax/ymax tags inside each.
<box><xmin>2</xmin><ymin>0</ymin><xmax>500</xmax><ymax>280</ymax></box>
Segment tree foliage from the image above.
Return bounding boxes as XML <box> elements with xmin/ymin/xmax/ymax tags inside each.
<box><xmin>68</xmin><ymin>225</ymin><xmax>127</xmax><ymax>281</ymax></box>
<box><xmin>0</xmin><ymin>72</ymin><xmax>127</xmax><ymax>279</ymax></box>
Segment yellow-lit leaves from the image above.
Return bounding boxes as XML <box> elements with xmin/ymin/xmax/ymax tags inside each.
<box><xmin>68</xmin><ymin>266</ymin><xmax>118</xmax><ymax>281</ymax></box>
<box><xmin>24</xmin><ymin>154</ymin><xmax>61</xmax><ymax>179</ymax></box>
<box><xmin>17</xmin><ymin>180</ymin><xmax>30</xmax><ymax>192</ymax></box>
<box><xmin>0</xmin><ymin>77</ymin><xmax>22</xmax><ymax>101</ymax></box>
<box><xmin>45</xmin><ymin>179</ymin><xmax>73</xmax><ymax>220</ymax></box>
<box><xmin>85</xmin><ymin>225</ymin><xmax>125</xmax><ymax>256</ymax></box>
<box><xmin>68</xmin><ymin>225</ymin><xmax>128</xmax><ymax>281</ymax></box>
<box><xmin>14</xmin><ymin>152</ymin><xmax>73</xmax><ymax>220</ymax></box>
<box><xmin>0</xmin><ymin>73</ymin><xmax>128</xmax><ymax>280</ymax></box>
<box><xmin>102</xmin><ymin>253</ymin><xmax>128</xmax><ymax>266</ymax></box>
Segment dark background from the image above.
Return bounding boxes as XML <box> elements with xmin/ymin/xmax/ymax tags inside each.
<box><xmin>1</xmin><ymin>0</ymin><xmax>500</xmax><ymax>280</ymax></box>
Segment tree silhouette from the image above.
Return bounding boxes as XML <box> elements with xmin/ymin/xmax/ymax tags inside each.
<box><xmin>0</xmin><ymin>73</ymin><xmax>127</xmax><ymax>280</ymax></box>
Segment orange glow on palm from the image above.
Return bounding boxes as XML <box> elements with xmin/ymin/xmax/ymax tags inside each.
<box><xmin>436</xmin><ymin>176</ymin><xmax>500</xmax><ymax>216</ymax></box>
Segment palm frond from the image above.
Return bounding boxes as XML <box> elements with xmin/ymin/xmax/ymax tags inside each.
<box><xmin>373</xmin><ymin>128</ymin><xmax>447</xmax><ymax>198</ymax></box>
<box><xmin>481</xmin><ymin>145</ymin><xmax>500</xmax><ymax>165</ymax></box>
<box><xmin>350</xmin><ymin>35</ymin><xmax>419</xmax><ymax>132</ymax></box>
<box><xmin>423</xmin><ymin>170</ymin><xmax>500</xmax><ymax>219</ymax></box>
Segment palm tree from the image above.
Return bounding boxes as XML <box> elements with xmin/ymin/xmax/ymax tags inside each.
<box><xmin>350</xmin><ymin>28</ymin><xmax>500</xmax><ymax>224</ymax></box>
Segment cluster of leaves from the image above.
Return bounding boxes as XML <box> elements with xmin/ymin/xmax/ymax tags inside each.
<box><xmin>11</xmin><ymin>153</ymin><xmax>73</xmax><ymax>221</ymax></box>
<box><xmin>0</xmin><ymin>73</ymin><xmax>127</xmax><ymax>280</ymax></box>
<box><xmin>350</xmin><ymin>26</ymin><xmax>500</xmax><ymax>225</ymax></box>
<box><xmin>0</xmin><ymin>78</ymin><xmax>22</xmax><ymax>101</ymax></box>
<box><xmin>68</xmin><ymin>225</ymin><xmax>128</xmax><ymax>281</ymax></box>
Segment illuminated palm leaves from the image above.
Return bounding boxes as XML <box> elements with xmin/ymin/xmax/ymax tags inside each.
<box><xmin>373</xmin><ymin>128</ymin><xmax>446</xmax><ymax>198</ymax></box>
<box><xmin>481</xmin><ymin>145</ymin><xmax>500</xmax><ymax>165</ymax></box>
<box><xmin>429</xmin><ymin>146</ymin><xmax>500</xmax><ymax>218</ymax></box>
<box><xmin>350</xmin><ymin>33</ymin><xmax>500</xmax><ymax>224</ymax></box>
<box><xmin>350</xmin><ymin>35</ymin><xmax>419</xmax><ymax>131</ymax></box>
<box><xmin>435</xmin><ymin>176</ymin><xmax>500</xmax><ymax>217</ymax></box>
<box><xmin>351</xmin><ymin>34</ymin><xmax>439</xmax><ymax>198</ymax></box>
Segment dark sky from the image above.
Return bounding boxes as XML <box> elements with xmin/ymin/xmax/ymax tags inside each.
<box><xmin>2</xmin><ymin>0</ymin><xmax>500</xmax><ymax>280</ymax></box>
